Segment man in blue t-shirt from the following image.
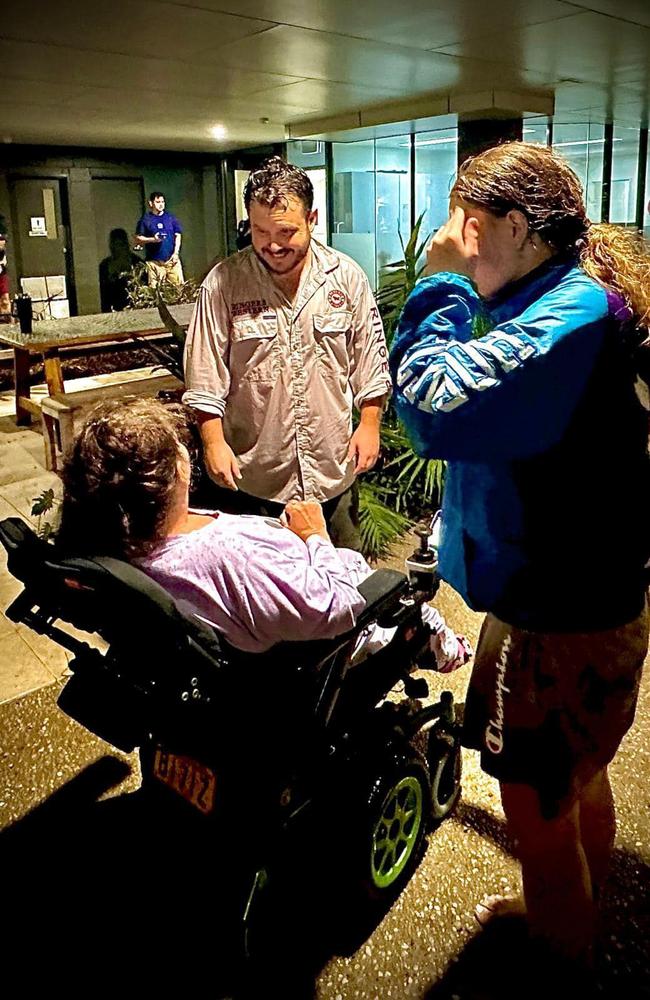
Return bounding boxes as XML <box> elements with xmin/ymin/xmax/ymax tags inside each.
<box><xmin>135</xmin><ymin>192</ymin><xmax>184</xmax><ymax>286</ymax></box>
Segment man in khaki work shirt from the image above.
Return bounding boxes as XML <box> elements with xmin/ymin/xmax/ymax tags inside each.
<box><xmin>183</xmin><ymin>156</ymin><xmax>391</xmax><ymax>548</ymax></box>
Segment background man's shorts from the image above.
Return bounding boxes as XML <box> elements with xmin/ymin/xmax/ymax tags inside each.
<box><xmin>146</xmin><ymin>258</ymin><xmax>184</xmax><ymax>287</ymax></box>
<box><xmin>462</xmin><ymin>604</ymin><xmax>649</xmax><ymax>817</ymax></box>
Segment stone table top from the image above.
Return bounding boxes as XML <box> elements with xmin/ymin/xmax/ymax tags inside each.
<box><xmin>0</xmin><ymin>302</ymin><xmax>195</xmax><ymax>352</ymax></box>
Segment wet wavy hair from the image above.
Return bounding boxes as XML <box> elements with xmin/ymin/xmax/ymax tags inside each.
<box><xmin>452</xmin><ymin>142</ymin><xmax>650</xmax><ymax>331</ymax></box>
<box><xmin>243</xmin><ymin>155</ymin><xmax>314</xmax><ymax>214</ymax></box>
<box><xmin>59</xmin><ymin>397</ymin><xmax>191</xmax><ymax>560</ymax></box>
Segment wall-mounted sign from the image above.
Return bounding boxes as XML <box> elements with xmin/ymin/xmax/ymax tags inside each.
<box><xmin>29</xmin><ymin>216</ymin><xmax>48</xmax><ymax>237</ymax></box>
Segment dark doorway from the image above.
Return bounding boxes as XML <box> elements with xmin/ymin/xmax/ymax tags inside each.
<box><xmin>92</xmin><ymin>177</ymin><xmax>144</xmax><ymax>312</ymax></box>
<box><xmin>9</xmin><ymin>175</ymin><xmax>77</xmax><ymax>315</ymax></box>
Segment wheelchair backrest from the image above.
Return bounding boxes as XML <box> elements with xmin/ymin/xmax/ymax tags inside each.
<box><xmin>0</xmin><ymin>517</ymin><xmax>227</xmax><ymax>695</ymax></box>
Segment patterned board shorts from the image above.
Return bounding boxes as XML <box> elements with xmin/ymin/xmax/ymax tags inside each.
<box><xmin>462</xmin><ymin>603</ymin><xmax>649</xmax><ymax>817</ymax></box>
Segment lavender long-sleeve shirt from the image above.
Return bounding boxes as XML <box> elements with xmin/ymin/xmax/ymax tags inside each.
<box><xmin>136</xmin><ymin>512</ymin><xmax>370</xmax><ymax>653</ymax></box>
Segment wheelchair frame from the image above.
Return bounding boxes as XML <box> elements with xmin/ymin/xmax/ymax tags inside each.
<box><xmin>0</xmin><ymin>515</ymin><xmax>462</xmax><ymax>958</ymax></box>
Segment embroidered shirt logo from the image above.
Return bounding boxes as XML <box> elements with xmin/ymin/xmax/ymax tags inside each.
<box><xmin>328</xmin><ymin>289</ymin><xmax>346</xmax><ymax>309</ymax></box>
<box><xmin>232</xmin><ymin>299</ymin><xmax>270</xmax><ymax>318</ymax></box>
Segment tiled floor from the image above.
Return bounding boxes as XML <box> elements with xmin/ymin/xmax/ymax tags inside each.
<box><xmin>0</xmin><ymin>366</ymin><xmax>162</xmax><ymax>704</ymax></box>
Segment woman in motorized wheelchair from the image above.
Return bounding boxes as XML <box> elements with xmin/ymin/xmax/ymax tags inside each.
<box><xmin>58</xmin><ymin>396</ymin><xmax>470</xmax><ymax>669</ymax></box>
<box><xmin>0</xmin><ymin>396</ymin><xmax>470</xmax><ymax>963</ymax></box>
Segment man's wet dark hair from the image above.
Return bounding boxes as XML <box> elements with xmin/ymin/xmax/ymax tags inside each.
<box><xmin>148</xmin><ymin>191</ymin><xmax>164</xmax><ymax>204</ymax></box>
<box><xmin>244</xmin><ymin>157</ymin><xmax>313</xmax><ymax>214</ymax></box>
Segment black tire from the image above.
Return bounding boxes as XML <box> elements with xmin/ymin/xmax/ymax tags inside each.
<box><xmin>427</xmin><ymin>725</ymin><xmax>462</xmax><ymax>821</ymax></box>
<box><xmin>347</xmin><ymin>750</ymin><xmax>432</xmax><ymax>904</ymax></box>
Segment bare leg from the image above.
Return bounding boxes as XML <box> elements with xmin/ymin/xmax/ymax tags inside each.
<box><xmin>578</xmin><ymin>767</ymin><xmax>615</xmax><ymax>895</ymax></box>
<box><xmin>500</xmin><ymin>781</ymin><xmax>595</xmax><ymax>961</ymax></box>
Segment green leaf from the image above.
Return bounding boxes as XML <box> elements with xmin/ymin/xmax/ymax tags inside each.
<box><xmin>31</xmin><ymin>488</ymin><xmax>56</xmax><ymax>517</ymax></box>
<box><xmin>359</xmin><ymin>481</ymin><xmax>411</xmax><ymax>561</ymax></box>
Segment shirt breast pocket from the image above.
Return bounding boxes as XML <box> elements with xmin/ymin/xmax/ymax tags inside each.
<box><xmin>231</xmin><ymin>314</ymin><xmax>279</xmax><ymax>382</ymax></box>
<box><xmin>313</xmin><ymin>312</ymin><xmax>353</xmax><ymax>371</ymax></box>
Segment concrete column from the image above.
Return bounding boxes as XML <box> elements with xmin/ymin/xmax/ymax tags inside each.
<box><xmin>68</xmin><ymin>167</ymin><xmax>101</xmax><ymax>315</ymax></box>
<box><xmin>202</xmin><ymin>165</ymin><xmax>225</xmax><ymax>270</ymax></box>
<box><xmin>457</xmin><ymin>116</ymin><xmax>523</xmax><ymax>169</ymax></box>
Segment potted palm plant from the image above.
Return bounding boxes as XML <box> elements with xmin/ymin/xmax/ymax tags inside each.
<box><xmin>359</xmin><ymin>213</ymin><xmax>446</xmax><ymax>560</ymax></box>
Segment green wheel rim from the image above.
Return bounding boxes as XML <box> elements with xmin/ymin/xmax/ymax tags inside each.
<box><xmin>370</xmin><ymin>775</ymin><xmax>423</xmax><ymax>889</ymax></box>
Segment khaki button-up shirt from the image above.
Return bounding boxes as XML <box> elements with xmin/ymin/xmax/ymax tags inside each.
<box><xmin>183</xmin><ymin>240</ymin><xmax>391</xmax><ymax>503</ymax></box>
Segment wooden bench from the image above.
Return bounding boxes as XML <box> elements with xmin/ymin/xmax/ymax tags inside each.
<box><xmin>41</xmin><ymin>370</ymin><xmax>182</xmax><ymax>472</ymax></box>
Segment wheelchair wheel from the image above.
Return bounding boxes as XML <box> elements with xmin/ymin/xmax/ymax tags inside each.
<box><xmin>352</xmin><ymin>751</ymin><xmax>431</xmax><ymax>902</ymax></box>
<box><xmin>427</xmin><ymin>724</ymin><xmax>462</xmax><ymax>821</ymax></box>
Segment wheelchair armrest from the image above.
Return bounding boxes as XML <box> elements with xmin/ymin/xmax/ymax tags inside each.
<box><xmin>355</xmin><ymin>569</ymin><xmax>409</xmax><ymax>628</ymax></box>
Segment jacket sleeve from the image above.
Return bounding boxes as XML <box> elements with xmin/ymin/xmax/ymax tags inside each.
<box><xmin>348</xmin><ymin>271</ymin><xmax>392</xmax><ymax>409</ymax></box>
<box><xmin>182</xmin><ymin>278</ymin><xmax>231</xmax><ymax>417</ymax></box>
<box><xmin>389</xmin><ymin>271</ymin><xmax>609</xmax><ymax>461</ymax></box>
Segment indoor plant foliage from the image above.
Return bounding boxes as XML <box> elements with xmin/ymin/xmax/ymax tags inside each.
<box><xmin>359</xmin><ymin>214</ymin><xmax>446</xmax><ymax>559</ymax></box>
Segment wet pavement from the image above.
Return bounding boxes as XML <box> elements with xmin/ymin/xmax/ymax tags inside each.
<box><xmin>1</xmin><ymin>560</ymin><xmax>649</xmax><ymax>998</ymax></box>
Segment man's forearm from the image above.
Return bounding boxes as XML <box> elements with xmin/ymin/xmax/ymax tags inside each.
<box><xmin>359</xmin><ymin>397</ymin><xmax>384</xmax><ymax>427</ymax></box>
<box><xmin>173</xmin><ymin>234</ymin><xmax>182</xmax><ymax>256</ymax></box>
<box><xmin>196</xmin><ymin>411</ymin><xmax>227</xmax><ymax>447</ymax></box>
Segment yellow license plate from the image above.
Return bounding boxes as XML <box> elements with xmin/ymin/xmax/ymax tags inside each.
<box><xmin>153</xmin><ymin>749</ymin><xmax>217</xmax><ymax>815</ymax></box>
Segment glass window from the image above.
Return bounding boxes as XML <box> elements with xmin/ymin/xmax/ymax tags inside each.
<box><xmin>610</xmin><ymin>126</ymin><xmax>640</xmax><ymax>225</ymax></box>
<box><xmin>523</xmin><ymin>118</ymin><xmax>550</xmax><ymax>145</ymax></box>
<box><xmin>286</xmin><ymin>139</ymin><xmax>326</xmax><ymax>169</ymax></box>
<box><xmin>331</xmin><ymin>140</ymin><xmax>376</xmax><ymax>285</ymax></box>
<box><xmin>285</xmin><ymin>141</ymin><xmax>327</xmax><ymax>242</ymax></box>
<box><xmin>553</xmin><ymin>123</ymin><xmax>605</xmax><ymax>222</ymax></box>
<box><xmin>375</xmin><ymin>135</ymin><xmax>411</xmax><ymax>283</ymax></box>
<box><xmin>414</xmin><ymin>128</ymin><xmax>457</xmax><ymax>246</ymax></box>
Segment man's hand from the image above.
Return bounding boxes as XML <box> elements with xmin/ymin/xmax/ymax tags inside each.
<box><xmin>347</xmin><ymin>423</ymin><xmax>380</xmax><ymax>474</ymax></box>
<box><xmin>282</xmin><ymin>500</ymin><xmax>330</xmax><ymax>542</ymax></box>
<box><xmin>168</xmin><ymin>253</ymin><xmax>179</xmax><ymax>265</ymax></box>
<box><xmin>424</xmin><ymin>205</ymin><xmax>479</xmax><ymax>280</ymax></box>
<box><xmin>204</xmin><ymin>439</ymin><xmax>242</xmax><ymax>491</ymax></box>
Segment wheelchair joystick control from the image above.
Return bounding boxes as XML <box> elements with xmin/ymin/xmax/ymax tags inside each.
<box><xmin>405</xmin><ymin>519</ymin><xmax>439</xmax><ymax>597</ymax></box>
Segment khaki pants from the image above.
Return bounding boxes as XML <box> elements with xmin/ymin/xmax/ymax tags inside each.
<box><xmin>146</xmin><ymin>258</ymin><xmax>184</xmax><ymax>287</ymax></box>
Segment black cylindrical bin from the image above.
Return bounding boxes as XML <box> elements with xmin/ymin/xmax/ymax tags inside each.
<box><xmin>14</xmin><ymin>293</ymin><xmax>33</xmax><ymax>334</ymax></box>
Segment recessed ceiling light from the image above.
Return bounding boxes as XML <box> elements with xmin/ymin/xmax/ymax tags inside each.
<box><xmin>210</xmin><ymin>124</ymin><xmax>227</xmax><ymax>140</ymax></box>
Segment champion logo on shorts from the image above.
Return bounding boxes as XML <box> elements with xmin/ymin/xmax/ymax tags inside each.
<box><xmin>328</xmin><ymin>289</ymin><xmax>346</xmax><ymax>309</ymax></box>
<box><xmin>485</xmin><ymin>634</ymin><xmax>511</xmax><ymax>755</ymax></box>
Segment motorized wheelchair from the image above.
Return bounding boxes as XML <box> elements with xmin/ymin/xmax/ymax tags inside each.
<box><xmin>0</xmin><ymin>512</ymin><xmax>462</xmax><ymax>960</ymax></box>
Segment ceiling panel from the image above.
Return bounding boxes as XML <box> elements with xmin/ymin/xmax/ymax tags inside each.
<box><xmin>554</xmin><ymin>80</ymin><xmax>650</xmax><ymax>123</ymax></box>
<box><xmin>0</xmin><ymin>1</ymin><xmax>647</xmax><ymax>151</ymax></box>
<box><xmin>0</xmin><ymin>102</ymin><xmax>279</xmax><ymax>151</ymax></box>
<box><xmin>0</xmin><ymin>39</ymin><xmax>301</xmax><ymax>98</ymax></box>
<box><xmin>434</xmin><ymin>12</ymin><xmax>650</xmax><ymax>90</ymax></box>
<box><xmin>169</xmin><ymin>0</ymin><xmax>575</xmax><ymax>47</ymax></box>
<box><xmin>561</xmin><ymin>1</ymin><xmax>650</xmax><ymax>28</ymax></box>
<box><xmin>244</xmin><ymin>79</ymin><xmax>400</xmax><ymax>113</ymax></box>
<box><xmin>198</xmin><ymin>24</ymin><xmax>549</xmax><ymax>94</ymax></box>
<box><xmin>0</xmin><ymin>79</ymin><xmax>89</xmax><ymax>107</ymax></box>
<box><xmin>3</xmin><ymin>0</ymin><xmax>275</xmax><ymax>60</ymax></box>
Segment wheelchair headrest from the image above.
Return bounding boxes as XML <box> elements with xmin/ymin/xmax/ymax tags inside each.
<box><xmin>0</xmin><ymin>517</ymin><xmax>224</xmax><ymax>664</ymax></box>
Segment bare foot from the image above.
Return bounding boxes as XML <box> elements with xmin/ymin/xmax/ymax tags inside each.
<box><xmin>474</xmin><ymin>894</ymin><xmax>526</xmax><ymax>928</ymax></box>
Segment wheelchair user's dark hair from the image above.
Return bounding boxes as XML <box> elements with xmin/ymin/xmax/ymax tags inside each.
<box><xmin>243</xmin><ymin>156</ymin><xmax>314</xmax><ymax>214</ymax></box>
<box><xmin>148</xmin><ymin>191</ymin><xmax>165</xmax><ymax>203</ymax></box>
<box><xmin>58</xmin><ymin>396</ymin><xmax>191</xmax><ymax>560</ymax></box>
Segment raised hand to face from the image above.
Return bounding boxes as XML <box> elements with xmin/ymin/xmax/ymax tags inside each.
<box><xmin>424</xmin><ymin>205</ymin><xmax>480</xmax><ymax>280</ymax></box>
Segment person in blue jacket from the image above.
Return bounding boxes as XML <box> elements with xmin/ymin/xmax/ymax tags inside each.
<box><xmin>390</xmin><ymin>141</ymin><xmax>650</xmax><ymax>967</ymax></box>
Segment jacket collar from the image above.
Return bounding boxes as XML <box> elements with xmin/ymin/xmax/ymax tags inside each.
<box><xmin>485</xmin><ymin>253</ymin><xmax>578</xmax><ymax>319</ymax></box>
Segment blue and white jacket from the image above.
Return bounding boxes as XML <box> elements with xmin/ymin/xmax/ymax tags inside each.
<box><xmin>390</xmin><ymin>257</ymin><xmax>650</xmax><ymax>631</ymax></box>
